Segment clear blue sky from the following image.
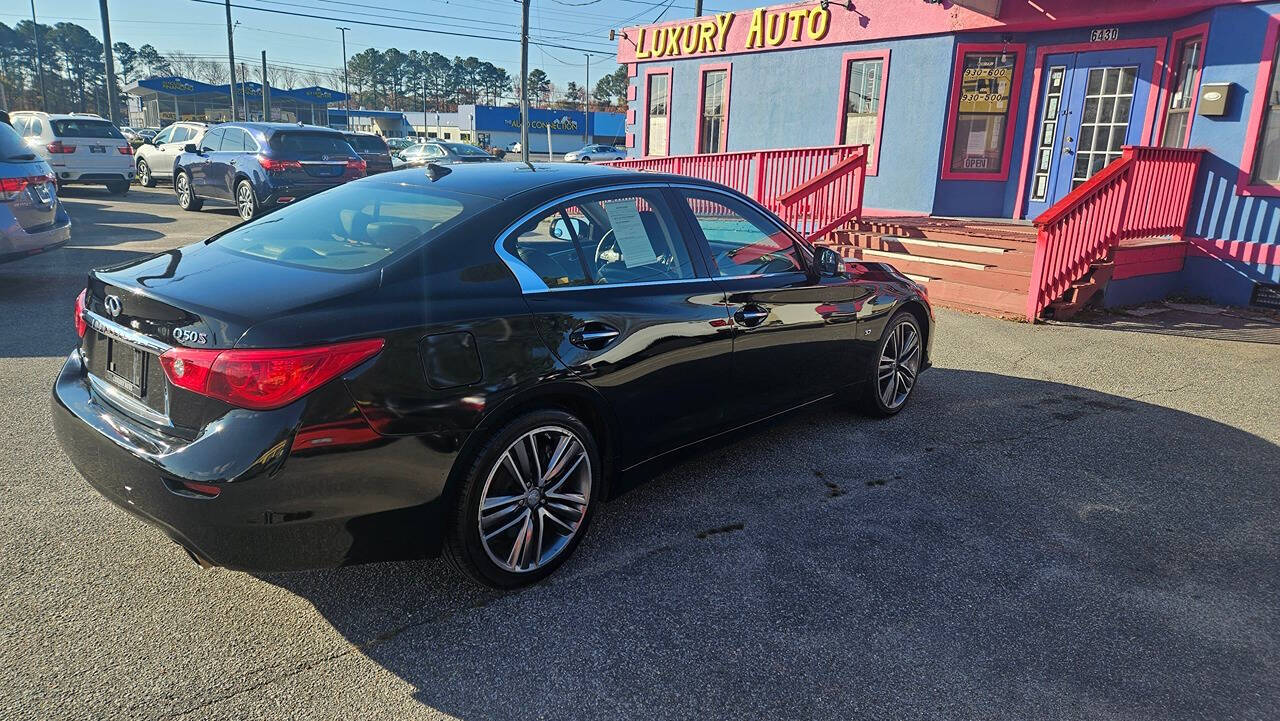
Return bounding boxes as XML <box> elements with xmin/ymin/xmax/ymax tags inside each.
<box><xmin>7</xmin><ymin>0</ymin><xmax>746</xmax><ymax>90</ymax></box>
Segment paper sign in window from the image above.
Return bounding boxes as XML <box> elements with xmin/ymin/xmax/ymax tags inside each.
<box><xmin>602</xmin><ymin>200</ymin><xmax>659</xmax><ymax>267</ymax></box>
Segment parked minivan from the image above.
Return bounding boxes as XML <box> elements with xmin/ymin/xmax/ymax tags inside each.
<box><xmin>173</xmin><ymin>122</ymin><xmax>366</xmax><ymax>221</ymax></box>
<box><xmin>9</xmin><ymin>112</ymin><xmax>134</xmax><ymax>194</ymax></box>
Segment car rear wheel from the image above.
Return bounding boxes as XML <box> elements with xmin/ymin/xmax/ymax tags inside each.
<box><xmin>579</xmin><ymin>156</ymin><xmax>592</xmax><ymax>163</ymax></box>
<box><xmin>175</xmin><ymin>171</ymin><xmax>202</xmax><ymax>211</ymax></box>
<box><xmin>444</xmin><ymin>410</ymin><xmax>601</xmax><ymax>588</ymax></box>
<box><xmin>137</xmin><ymin>159</ymin><xmax>155</xmax><ymax>188</ymax></box>
<box><xmin>105</xmin><ymin>179</ymin><xmax>129</xmax><ymax>195</ymax></box>
<box><xmin>235</xmin><ymin>180</ymin><xmax>258</xmax><ymax>221</ymax></box>
<box><xmin>849</xmin><ymin>310</ymin><xmax>922</xmax><ymax>417</ymax></box>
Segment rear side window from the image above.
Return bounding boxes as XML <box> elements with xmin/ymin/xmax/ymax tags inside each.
<box><xmin>346</xmin><ymin>135</ymin><xmax>387</xmax><ymax>153</ymax></box>
<box><xmin>270</xmin><ymin>132</ymin><xmax>352</xmax><ymax>155</ymax></box>
<box><xmin>213</xmin><ymin>182</ymin><xmax>490</xmax><ymax>271</ymax></box>
<box><xmin>51</xmin><ymin>119</ymin><xmax>123</xmax><ymax>139</ymax></box>
<box><xmin>442</xmin><ymin>142</ymin><xmax>488</xmax><ymax>157</ymax></box>
<box><xmin>0</xmin><ymin>122</ymin><xmax>35</xmax><ymax>161</ymax></box>
<box><xmin>170</xmin><ymin>126</ymin><xmax>194</xmax><ymax>144</ymax></box>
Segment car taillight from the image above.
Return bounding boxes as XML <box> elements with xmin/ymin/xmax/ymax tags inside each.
<box><xmin>346</xmin><ymin>157</ymin><xmax>366</xmax><ymax>174</ymax></box>
<box><xmin>258</xmin><ymin>156</ymin><xmax>302</xmax><ymax>172</ymax></box>
<box><xmin>46</xmin><ymin>141</ymin><xmax>76</xmax><ymax>154</ymax></box>
<box><xmin>117</xmin><ymin>145</ymin><xmax>134</xmax><ymax>155</ymax></box>
<box><xmin>2</xmin><ymin>174</ymin><xmax>56</xmax><ymax>201</ymax></box>
<box><xmin>159</xmin><ymin>338</ymin><xmax>385</xmax><ymax>411</ymax></box>
<box><xmin>74</xmin><ymin>289</ymin><xmax>87</xmax><ymax>338</ymax></box>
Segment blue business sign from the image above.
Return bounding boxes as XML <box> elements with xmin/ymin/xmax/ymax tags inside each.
<box><xmin>476</xmin><ymin>106</ymin><xmax>588</xmax><ymax>135</ymax></box>
<box><xmin>136</xmin><ymin>76</ymin><xmax>224</xmax><ymax>97</ymax></box>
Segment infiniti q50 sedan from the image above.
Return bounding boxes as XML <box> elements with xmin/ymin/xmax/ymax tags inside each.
<box><xmin>51</xmin><ymin>162</ymin><xmax>933</xmax><ymax>588</ymax></box>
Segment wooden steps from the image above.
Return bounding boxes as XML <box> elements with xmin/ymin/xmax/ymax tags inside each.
<box><xmin>827</xmin><ymin>218</ymin><xmax>1038</xmax><ymax>319</ymax></box>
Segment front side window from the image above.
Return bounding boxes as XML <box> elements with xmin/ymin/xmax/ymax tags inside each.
<box><xmin>508</xmin><ymin>189</ymin><xmax>695</xmax><ymax>288</ymax></box>
<box><xmin>1162</xmin><ymin>36</ymin><xmax>1204</xmax><ymax>147</ymax></box>
<box><xmin>152</xmin><ymin>126</ymin><xmax>174</xmax><ymax>145</ymax></box>
<box><xmin>645</xmin><ymin>73</ymin><xmax>669</xmax><ymax>157</ymax></box>
<box><xmin>698</xmin><ymin>68</ymin><xmax>728</xmax><ymax>154</ymax></box>
<box><xmin>221</xmin><ymin>129</ymin><xmax>248</xmax><ymax>152</ymax></box>
<box><xmin>948</xmin><ymin>50</ymin><xmax>1019</xmax><ymax>175</ymax></box>
<box><xmin>1252</xmin><ymin>33</ymin><xmax>1280</xmax><ymax>184</ymax></box>
<box><xmin>679</xmin><ymin>190</ymin><xmax>803</xmax><ymax>277</ymax></box>
<box><xmin>842</xmin><ymin>57</ymin><xmax>884</xmax><ymax>168</ymax></box>
<box><xmin>200</xmin><ymin>127</ymin><xmax>225</xmax><ymax>152</ymax></box>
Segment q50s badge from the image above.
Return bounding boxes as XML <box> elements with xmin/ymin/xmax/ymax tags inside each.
<box><xmin>172</xmin><ymin>328</ymin><xmax>208</xmax><ymax>346</ymax></box>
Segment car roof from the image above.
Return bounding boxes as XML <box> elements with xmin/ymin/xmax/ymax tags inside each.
<box><xmin>365</xmin><ymin>161</ymin><xmax>709</xmax><ymax>200</ymax></box>
<box><xmin>13</xmin><ymin>111</ymin><xmax>109</xmax><ymax>120</ymax></box>
<box><xmin>218</xmin><ymin>122</ymin><xmax>340</xmax><ymax>134</ymax></box>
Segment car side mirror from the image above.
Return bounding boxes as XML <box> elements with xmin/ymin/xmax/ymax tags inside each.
<box><xmin>184</xmin><ymin>143</ymin><xmax>199</xmax><ymax>154</ymax></box>
<box><xmin>550</xmin><ymin>216</ymin><xmax>587</xmax><ymax>240</ymax></box>
<box><xmin>815</xmin><ymin>246</ymin><xmax>845</xmax><ymax>276</ymax></box>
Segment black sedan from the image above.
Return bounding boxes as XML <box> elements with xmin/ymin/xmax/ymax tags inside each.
<box><xmin>51</xmin><ymin>163</ymin><xmax>933</xmax><ymax>588</ymax></box>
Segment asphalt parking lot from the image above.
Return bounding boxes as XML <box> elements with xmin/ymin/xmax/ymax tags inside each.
<box><xmin>1</xmin><ymin>186</ymin><xmax>1278</xmax><ymax>720</ymax></box>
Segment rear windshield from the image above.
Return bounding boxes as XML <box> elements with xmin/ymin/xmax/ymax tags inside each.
<box><xmin>270</xmin><ymin>132</ymin><xmax>353</xmax><ymax>155</ymax></box>
<box><xmin>0</xmin><ymin>123</ymin><xmax>36</xmax><ymax>162</ymax></box>
<box><xmin>52</xmin><ymin>119</ymin><xmax>124</xmax><ymax>139</ymax></box>
<box><xmin>442</xmin><ymin>142</ymin><xmax>489</xmax><ymax>157</ymax></box>
<box><xmin>212</xmin><ymin>181</ymin><xmax>491</xmax><ymax>271</ymax></box>
<box><xmin>345</xmin><ymin>135</ymin><xmax>387</xmax><ymax>153</ymax></box>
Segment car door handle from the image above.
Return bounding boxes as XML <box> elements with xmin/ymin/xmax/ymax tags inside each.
<box><xmin>569</xmin><ymin>322</ymin><xmax>620</xmax><ymax>350</ymax></box>
<box><xmin>734</xmin><ymin>305</ymin><xmax>770</xmax><ymax>327</ymax></box>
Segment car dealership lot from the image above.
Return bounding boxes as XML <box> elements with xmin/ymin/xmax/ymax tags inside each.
<box><xmin>2</xmin><ymin>187</ymin><xmax>1278</xmax><ymax>720</ymax></box>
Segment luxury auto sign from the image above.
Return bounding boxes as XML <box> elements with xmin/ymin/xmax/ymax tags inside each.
<box><xmin>632</xmin><ymin>5</ymin><xmax>831</xmax><ymax>59</ymax></box>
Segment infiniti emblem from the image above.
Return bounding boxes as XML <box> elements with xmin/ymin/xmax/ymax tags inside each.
<box><xmin>103</xmin><ymin>295</ymin><xmax>123</xmax><ymax>318</ymax></box>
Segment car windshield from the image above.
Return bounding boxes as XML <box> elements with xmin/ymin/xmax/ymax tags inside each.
<box><xmin>212</xmin><ymin>181</ymin><xmax>492</xmax><ymax>271</ymax></box>
<box><xmin>346</xmin><ymin>135</ymin><xmax>387</xmax><ymax>153</ymax></box>
<box><xmin>52</xmin><ymin>119</ymin><xmax>124</xmax><ymax>139</ymax></box>
<box><xmin>442</xmin><ymin>142</ymin><xmax>489</xmax><ymax>157</ymax></box>
<box><xmin>0</xmin><ymin>122</ymin><xmax>36</xmax><ymax>161</ymax></box>
<box><xmin>269</xmin><ymin>132</ymin><xmax>352</xmax><ymax>155</ymax></box>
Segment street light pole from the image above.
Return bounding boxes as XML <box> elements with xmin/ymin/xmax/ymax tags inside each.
<box><xmin>261</xmin><ymin>50</ymin><xmax>269</xmax><ymax>120</ymax></box>
<box><xmin>584</xmin><ymin>53</ymin><xmax>590</xmax><ymax>145</ymax></box>
<box><xmin>99</xmin><ymin>0</ymin><xmax>119</xmax><ymax>124</ymax></box>
<box><xmin>519</xmin><ymin>0</ymin><xmax>530</xmax><ymax>164</ymax></box>
<box><xmin>224</xmin><ymin>0</ymin><xmax>237</xmax><ymax>121</ymax></box>
<box><xmin>337</xmin><ymin>26</ymin><xmax>351</xmax><ymax>127</ymax></box>
<box><xmin>31</xmin><ymin>0</ymin><xmax>47</xmax><ymax>109</ymax></box>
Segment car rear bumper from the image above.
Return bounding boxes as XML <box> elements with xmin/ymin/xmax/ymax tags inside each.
<box><xmin>0</xmin><ymin>206</ymin><xmax>72</xmax><ymax>263</ymax></box>
<box><xmin>51</xmin><ymin>350</ymin><xmax>463</xmax><ymax>572</ymax></box>
<box><xmin>51</xmin><ymin>169</ymin><xmax>134</xmax><ymax>184</ymax></box>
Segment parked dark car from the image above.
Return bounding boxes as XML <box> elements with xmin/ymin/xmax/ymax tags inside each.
<box><xmin>397</xmin><ymin>141</ymin><xmax>501</xmax><ymax>168</ymax></box>
<box><xmin>1</xmin><ymin>119</ymin><xmax>71</xmax><ymax>263</ymax></box>
<box><xmin>52</xmin><ymin>163</ymin><xmax>933</xmax><ymax>588</ymax></box>
<box><xmin>343</xmin><ymin>131</ymin><xmax>393</xmax><ymax>175</ymax></box>
<box><xmin>173</xmin><ymin>122</ymin><xmax>365</xmax><ymax>221</ymax></box>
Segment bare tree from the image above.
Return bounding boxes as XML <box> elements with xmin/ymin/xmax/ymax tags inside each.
<box><xmin>193</xmin><ymin>58</ymin><xmax>228</xmax><ymax>85</ymax></box>
<box><xmin>166</xmin><ymin>50</ymin><xmax>201</xmax><ymax>79</ymax></box>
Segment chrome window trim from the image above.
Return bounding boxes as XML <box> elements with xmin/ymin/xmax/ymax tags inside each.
<box><xmin>83</xmin><ymin>311</ymin><xmax>173</xmax><ymax>355</ymax></box>
<box><xmin>528</xmin><ymin>276</ymin><xmax>717</xmax><ymax>294</ymax></box>
<box><xmin>493</xmin><ymin>181</ymin><xmax>684</xmax><ymax>294</ymax></box>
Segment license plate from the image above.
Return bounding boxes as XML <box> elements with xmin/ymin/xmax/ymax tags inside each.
<box><xmin>33</xmin><ymin>182</ymin><xmax>52</xmax><ymax>203</ymax></box>
<box><xmin>90</xmin><ymin>145</ymin><xmax>106</xmax><ymax>154</ymax></box>
<box><xmin>105</xmin><ymin>337</ymin><xmax>148</xmax><ymax>397</ymax></box>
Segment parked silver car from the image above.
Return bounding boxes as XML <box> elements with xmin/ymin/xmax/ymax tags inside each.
<box><xmin>133</xmin><ymin>121</ymin><xmax>208</xmax><ymax>188</ymax></box>
<box><xmin>397</xmin><ymin>141</ymin><xmax>501</xmax><ymax>167</ymax></box>
<box><xmin>0</xmin><ymin>120</ymin><xmax>71</xmax><ymax>264</ymax></box>
<box><xmin>564</xmin><ymin>144</ymin><xmax>626</xmax><ymax>162</ymax></box>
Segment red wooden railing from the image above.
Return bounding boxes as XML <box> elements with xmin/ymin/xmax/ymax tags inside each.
<box><xmin>1027</xmin><ymin>146</ymin><xmax>1205</xmax><ymax>321</ymax></box>
<box><xmin>603</xmin><ymin>144</ymin><xmax>868</xmax><ymax>240</ymax></box>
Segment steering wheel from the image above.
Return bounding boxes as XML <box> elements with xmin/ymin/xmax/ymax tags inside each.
<box><xmin>593</xmin><ymin>228</ymin><xmax>617</xmax><ymax>266</ymax></box>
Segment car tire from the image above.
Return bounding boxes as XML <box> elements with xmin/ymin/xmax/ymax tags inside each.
<box><xmin>849</xmin><ymin>310</ymin><xmax>923</xmax><ymax>418</ymax></box>
<box><xmin>235</xmin><ymin>179</ymin><xmax>258</xmax><ymax>222</ymax></box>
<box><xmin>137</xmin><ymin>159</ymin><xmax>155</xmax><ymax>188</ymax></box>
<box><xmin>443</xmin><ymin>409</ymin><xmax>602</xmax><ymax>588</ymax></box>
<box><xmin>105</xmin><ymin>179</ymin><xmax>129</xmax><ymax>195</ymax></box>
<box><xmin>175</xmin><ymin>171</ymin><xmax>202</xmax><ymax>212</ymax></box>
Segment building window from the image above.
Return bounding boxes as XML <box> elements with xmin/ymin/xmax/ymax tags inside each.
<box><xmin>645</xmin><ymin>71</ymin><xmax>670</xmax><ymax>157</ymax></box>
<box><xmin>841</xmin><ymin>57</ymin><xmax>884</xmax><ymax>169</ymax></box>
<box><xmin>1252</xmin><ymin>33</ymin><xmax>1280</xmax><ymax>184</ymax></box>
<box><xmin>1162</xmin><ymin>35</ymin><xmax>1204</xmax><ymax>148</ymax></box>
<box><xmin>943</xmin><ymin>45</ymin><xmax>1024</xmax><ymax>180</ymax></box>
<box><xmin>698</xmin><ymin>67</ymin><xmax>729</xmax><ymax>154</ymax></box>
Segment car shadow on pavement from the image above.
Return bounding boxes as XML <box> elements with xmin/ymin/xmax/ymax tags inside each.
<box><xmin>261</xmin><ymin>369</ymin><xmax>1279</xmax><ymax>721</ymax></box>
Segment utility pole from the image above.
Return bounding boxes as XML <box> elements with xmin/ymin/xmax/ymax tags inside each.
<box><xmin>337</xmin><ymin>26</ymin><xmax>351</xmax><ymax>126</ymax></box>
<box><xmin>98</xmin><ymin>0</ymin><xmax>119</xmax><ymax>123</ymax></box>
<box><xmin>261</xmin><ymin>50</ymin><xmax>269</xmax><ymax>120</ymax></box>
<box><xmin>695</xmin><ymin>0</ymin><xmax>703</xmax><ymax>16</ymax></box>
<box><xmin>31</xmin><ymin>0</ymin><xmax>47</xmax><ymax>109</ymax></box>
<box><xmin>224</xmin><ymin>0</ymin><xmax>237</xmax><ymax>121</ymax></box>
<box><xmin>240</xmin><ymin>62</ymin><xmax>248</xmax><ymax>119</ymax></box>
<box><xmin>519</xmin><ymin>0</ymin><xmax>530</xmax><ymax>164</ymax></box>
<box><xmin>583</xmin><ymin>54</ymin><xmax>590</xmax><ymax>144</ymax></box>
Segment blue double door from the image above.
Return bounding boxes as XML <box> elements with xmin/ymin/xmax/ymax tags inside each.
<box><xmin>1025</xmin><ymin>48</ymin><xmax>1157</xmax><ymax>218</ymax></box>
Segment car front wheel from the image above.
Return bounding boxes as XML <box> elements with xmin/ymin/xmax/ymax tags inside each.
<box><xmin>444</xmin><ymin>410</ymin><xmax>601</xmax><ymax>588</ymax></box>
<box><xmin>137</xmin><ymin>159</ymin><xmax>155</xmax><ymax>187</ymax></box>
<box><xmin>849</xmin><ymin>310</ymin><xmax>923</xmax><ymax>417</ymax></box>
<box><xmin>175</xmin><ymin>171</ymin><xmax>202</xmax><ymax>211</ymax></box>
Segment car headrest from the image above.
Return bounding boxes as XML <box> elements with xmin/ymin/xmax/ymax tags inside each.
<box><xmin>339</xmin><ymin>209</ymin><xmax>373</xmax><ymax>239</ymax></box>
<box><xmin>364</xmin><ymin>222</ymin><xmax>422</xmax><ymax>249</ymax></box>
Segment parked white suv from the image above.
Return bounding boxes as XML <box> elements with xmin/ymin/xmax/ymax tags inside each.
<box><xmin>133</xmin><ymin>121</ymin><xmax>208</xmax><ymax>188</ymax></box>
<box><xmin>9</xmin><ymin>112</ymin><xmax>134</xmax><ymax>194</ymax></box>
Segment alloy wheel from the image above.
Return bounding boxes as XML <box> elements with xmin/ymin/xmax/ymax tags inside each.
<box><xmin>138</xmin><ymin>160</ymin><xmax>150</xmax><ymax>186</ymax></box>
<box><xmin>176</xmin><ymin>173</ymin><xmax>190</xmax><ymax>207</ymax></box>
<box><xmin>477</xmin><ymin>426</ymin><xmax>591</xmax><ymax>574</ymax></box>
<box><xmin>236</xmin><ymin>183</ymin><xmax>255</xmax><ymax>220</ymax></box>
<box><xmin>877</xmin><ymin>320</ymin><xmax>920</xmax><ymax>410</ymax></box>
